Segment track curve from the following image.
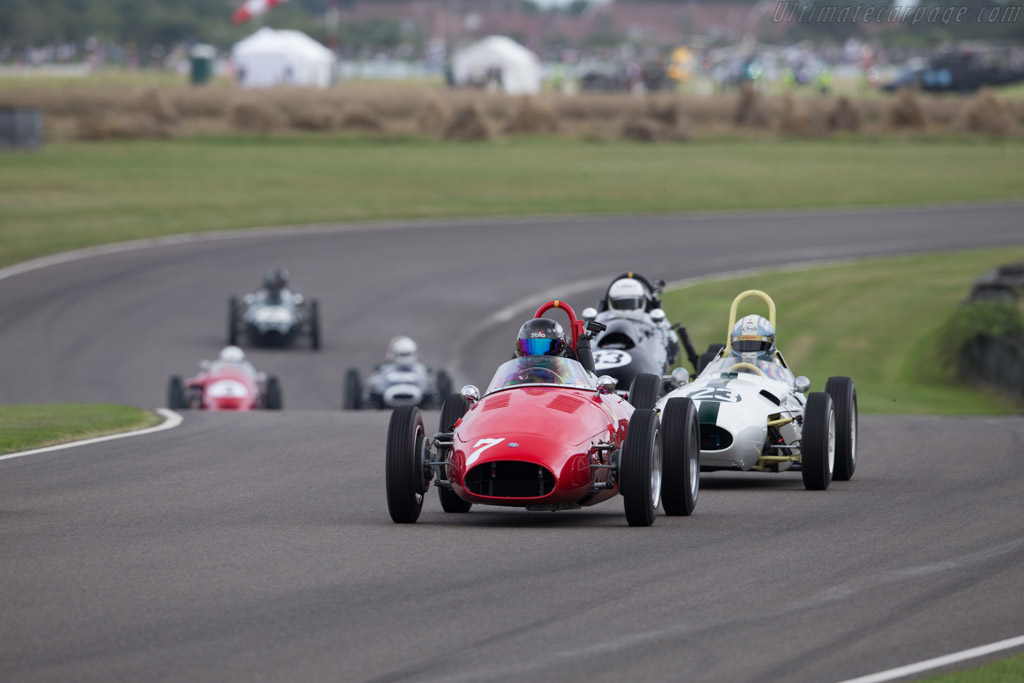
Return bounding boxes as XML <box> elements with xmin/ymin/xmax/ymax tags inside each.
<box><xmin>2</xmin><ymin>204</ymin><xmax>1023</xmax><ymax>682</ymax></box>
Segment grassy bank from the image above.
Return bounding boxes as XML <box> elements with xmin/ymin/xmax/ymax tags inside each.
<box><xmin>661</xmin><ymin>247</ymin><xmax>1024</xmax><ymax>415</ymax></box>
<box><xmin>1</xmin><ymin>137</ymin><xmax>1022</xmax><ymax>268</ymax></box>
<box><xmin>923</xmin><ymin>652</ymin><xmax>1024</xmax><ymax>682</ymax></box>
<box><xmin>0</xmin><ymin>404</ymin><xmax>160</xmax><ymax>455</ymax></box>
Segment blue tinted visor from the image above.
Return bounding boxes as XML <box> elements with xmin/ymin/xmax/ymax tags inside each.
<box><xmin>518</xmin><ymin>338</ymin><xmax>561</xmax><ymax>356</ymax></box>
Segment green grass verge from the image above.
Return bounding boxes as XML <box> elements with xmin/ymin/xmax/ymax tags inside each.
<box><xmin>1</xmin><ymin>137</ymin><xmax>1022</xmax><ymax>269</ymax></box>
<box><xmin>922</xmin><ymin>652</ymin><xmax>1024</xmax><ymax>682</ymax></box>
<box><xmin>661</xmin><ymin>247</ymin><xmax>1024</xmax><ymax>415</ymax></box>
<box><xmin>0</xmin><ymin>404</ymin><xmax>161</xmax><ymax>455</ymax></box>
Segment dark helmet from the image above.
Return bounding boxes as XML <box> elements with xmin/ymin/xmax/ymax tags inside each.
<box><xmin>516</xmin><ymin>318</ymin><xmax>567</xmax><ymax>357</ymax></box>
<box><xmin>263</xmin><ymin>267</ymin><xmax>290</xmax><ymax>291</ymax></box>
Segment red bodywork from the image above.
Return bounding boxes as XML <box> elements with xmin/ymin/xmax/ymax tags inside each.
<box><xmin>447</xmin><ymin>301</ymin><xmax>635</xmax><ymax>508</ymax></box>
<box><xmin>185</xmin><ymin>365</ymin><xmax>261</xmax><ymax>411</ymax></box>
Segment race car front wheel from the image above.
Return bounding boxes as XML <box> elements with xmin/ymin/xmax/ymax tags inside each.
<box><xmin>801</xmin><ymin>392</ymin><xmax>835</xmax><ymax>491</ymax></box>
<box><xmin>825</xmin><ymin>376</ymin><xmax>857</xmax><ymax>481</ymax></box>
<box><xmin>343</xmin><ymin>369</ymin><xmax>362</xmax><ymax>410</ymax></box>
<box><xmin>628</xmin><ymin>373</ymin><xmax>661</xmax><ymax>411</ymax></box>
<box><xmin>437</xmin><ymin>395</ymin><xmax>472</xmax><ymax>513</ymax></box>
<box><xmin>621</xmin><ymin>408</ymin><xmax>662</xmax><ymax>527</ymax></box>
<box><xmin>265</xmin><ymin>377</ymin><xmax>283</xmax><ymax>410</ymax></box>
<box><xmin>386</xmin><ymin>406</ymin><xmax>428</xmax><ymax>523</ymax></box>
<box><xmin>309</xmin><ymin>299</ymin><xmax>321</xmax><ymax>351</ymax></box>
<box><xmin>167</xmin><ymin>376</ymin><xmax>186</xmax><ymax>410</ymax></box>
<box><xmin>661</xmin><ymin>397</ymin><xmax>699</xmax><ymax>516</ymax></box>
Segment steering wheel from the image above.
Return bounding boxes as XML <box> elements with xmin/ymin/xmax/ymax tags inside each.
<box><xmin>729</xmin><ymin>362</ymin><xmax>767</xmax><ymax>377</ymax></box>
<box><xmin>513</xmin><ymin>367</ymin><xmax>562</xmax><ymax>384</ymax></box>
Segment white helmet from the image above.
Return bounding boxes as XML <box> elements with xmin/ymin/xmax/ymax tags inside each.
<box><xmin>387</xmin><ymin>336</ymin><xmax>418</xmax><ymax>364</ymax></box>
<box><xmin>608</xmin><ymin>278</ymin><xmax>647</xmax><ymax>318</ymax></box>
<box><xmin>730</xmin><ymin>315</ymin><xmax>776</xmax><ymax>364</ymax></box>
<box><xmin>219</xmin><ymin>345</ymin><xmax>246</xmax><ymax>363</ymax></box>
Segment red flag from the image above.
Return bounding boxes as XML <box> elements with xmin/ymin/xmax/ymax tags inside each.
<box><xmin>233</xmin><ymin>0</ymin><xmax>287</xmax><ymax>24</ymax></box>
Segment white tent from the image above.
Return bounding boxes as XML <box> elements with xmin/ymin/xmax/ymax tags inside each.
<box><xmin>452</xmin><ymin>35</ymin><xmax>541</xmax><ymax>95</ymax></box>
<box><xmin>232</xmin><ymin>27</ymin><xmax>335</xmax><ymax>89</ymax></box>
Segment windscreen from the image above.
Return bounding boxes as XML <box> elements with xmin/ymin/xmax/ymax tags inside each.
<box><xmin>486</xmin><ymin>357</ymin><xmax>596</xmax><ymax>394</ymax></box>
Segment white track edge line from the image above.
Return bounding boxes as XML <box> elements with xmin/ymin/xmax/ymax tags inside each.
<box><xmin>836</xmin><ymin>634</ymin><xmax>1024</xmax><ymax>683</ymax></box>
<box><xmin>0</xmin><ymin>408</ymin><xmax>183</xmax><ymax>462</ymax></box>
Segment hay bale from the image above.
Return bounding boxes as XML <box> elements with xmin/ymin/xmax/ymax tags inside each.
<box><xmin>76</xmin><ymin>114</ymin><xmax>173</xmax><ymax>141</ymax></box>
<box><xmin>288</xmin><ymin>105</ymin><xmax>338</xmax><ymax>131</ymax></box>
<box><xmin>171</xmin><ymin>89</ymin><xmax>229</xmax><ymax>118</ymax></box>
<box><xmin>416</xmin><ymin>96</ymin><xmax>450</xmax><ymax>135</ymax></box>
<box><xmin>959</xmin><ymin>90</ymin><xmax>1017</xmax><ymax>136</ymax></box>
<box><xmin>733</xmin><ymin>82</ymin><xmax>771</xmax><ymax>128</ymax></box>
<box><xmin>137</xmin><ymin>88</ymin><xmax>179</xmax><ymax>124</ymax></box>
<box><xmin>443</xmin><ymin>103</ymin><xmax>494</xmax><ymax>141</ymax></box>
<box><xmin>827</xmin><ymin>96</ymin><xmax>862</xmax><ymax>132</ymax></box>
<box><xmin>229</xmin><ymin>99</ymin><xmax>285</xmax><ymax>132</ymax></box>
<box><xmin>887</xmin><ymin>89</ymin><xmax>927</xmax><ymax>129</ymax></box>
<box><xmin>504</xmin><ymin>96</ymin><xmax>558</xmax><ymax>134</ymax></box>
<box><xmin>338</xmin><ymin>103</ymin><xmax>384</xmax><ymax>132</ymax></box>
<box><xmin>620</xmin><ymin>115</ymin><xmax>690</xmax><ymax>143</ymax></box>
<box><xmin>779</xmin><ymin>93</ymin><xmax>818</xmax><ymax>137</ymax></box>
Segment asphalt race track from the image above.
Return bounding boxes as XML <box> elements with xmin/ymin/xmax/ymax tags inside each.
<box><xmin>1</xmin><ymin>204</ymin><xmax>1023</xmax><ymax>682</ymax></box>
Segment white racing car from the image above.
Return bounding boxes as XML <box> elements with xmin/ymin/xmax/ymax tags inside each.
<box><xmin>655</xmin><ymin>290</ymin><xmax>857</xmax><ymax>490</ymax></box>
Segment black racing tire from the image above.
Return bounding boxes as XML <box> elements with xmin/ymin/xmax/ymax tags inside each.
<box><xmin>437</xmin><ymin>394</ymin><xmax>472</xmax><ymax>513</ymax></box>
<box><xmin>621</xmin><ymin>408</ymin><xmax>662</xmax><ymax>527</ymax></box>
<box><xmin>265</xmin><ymin>376</ymin><xmax>283</xmax><ymax>410</ymax></box>
<box><xmin>661</xmin><ymin>397</ymin><xmax>700</xmax><ymax>516</ymax></box>
<box><xmin>628</xmin><ymin>373</ymin><xmax>661</xmax><ymax>410</ymax></box>
<box><xmin>342</xmin><ymin>369</ymin><xmax>362</xmax><ymax>410</ymax></box>
<box><xmin>167</xmin><ymin>375</ymin><xmax>186</xmax><ymax>410</ymax></box>
<box><xmin>386</xmin><ymin>406</ymin><xmax>427</xmax><ymax>523</ymax></box>
<box><xmin>435</xmin><ymin>370</ymin><xmax>453</xmax><ymax>406</ymax></box>
<box><xmin>801</xmin><ymin>392</ymin><xmax>835</xmax><ymax>491</ymax></box>
<box><xmin>228</xmin><ymin>296</ymin><xmax>240</xmax><ymax>346</ymax></box>
<box><xmin>309</xmin><ymin>299</ymin><xmax>321</xmax><ymax>350</ymax></box>
<box><xmin>696</xmin><ymin>343</ymin><xmax>726</xmax><ymax>373</ymax></box>
<box><xmin>825</xmin><ymin>376</ymin><xmax>858</xmax><ymax>481</ymax></box>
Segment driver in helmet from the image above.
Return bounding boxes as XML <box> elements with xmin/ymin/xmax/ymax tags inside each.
<box><xmin>606</xmin><ymin>278</ymin><xmax>650</xmax><ymax>320</ymax></box>
<box><xmin>258</xmin><ymin>267</ymin><xmax>293</xmax><ymax>305</ymax></box>
<box><xmin>210</xmin><ymin>345</ymin><xmax>258</xmax><ymax>376</ymax></box>
<box><xmin>601</xmin><ymin>276</ymin><xmax>681</xmax><ymax>365</ymax></box>
<box><xmin>386</xmin><ymin>335</ymin><xmax>420</xmax><ymax>368</ymax></box>
<box><xmin>507</xmin><ymin>318</ymin><xmax>579</xmax><ymax>384</ymax></box>
<box><xmin>707</xmin><ymin>315</ymin><xmax>793</xmax><ymax>383</ymax></box>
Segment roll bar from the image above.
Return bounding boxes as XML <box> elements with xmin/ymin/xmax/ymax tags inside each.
<box><xmin>534</xmin><ymin>300</ymin><xmax>585</xmax><ymax>355</ymax></box>
<box><xmin>723</xmin><ymin>289</ymin><xmax>776</xmax><ymax>355</ymax></box>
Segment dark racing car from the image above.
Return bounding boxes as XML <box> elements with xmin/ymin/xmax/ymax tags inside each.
<box><xmin>227</xmin><ymin>268</ymin><xmax>321</xmax><ymax>350</ymax></box>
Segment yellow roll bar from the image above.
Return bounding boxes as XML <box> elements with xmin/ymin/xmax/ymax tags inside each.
<box><xmin>723</xmin><ymin>289</ymin><xmax>776</xmax><ymax>355</ymax></box>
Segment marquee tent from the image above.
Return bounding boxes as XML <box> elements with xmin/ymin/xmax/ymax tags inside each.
<box><xmin>232</xmin><ymin>27</ymin><xmax>335</xmax><ymax>89</ymax></box>
<box><xmin>452</xmin><ymin>35</ymin><xmax>541</xmax><ymax>95</ymax></box>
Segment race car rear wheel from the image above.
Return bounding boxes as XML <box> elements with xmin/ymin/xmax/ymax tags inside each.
<box><xmin>696</xmin><ymin>343</ymin><xmax>726</xmax><ymax>373</ymax></box>
<box><xmin>628</xmin><ymin>373</ymin><xmax>661</xmax><ymax>410</ymax></box>
<box><xmin>801</xmin><ymin>392</ymin><xmax>835</xmax><ymax>491</ymax></box>
<box><xmin>227</xmin><ymin>296</ymin><xmax>240</xmax><ymax>346</ymax></box>
<box><xmin>435</xmin><ymin>370</ymin><xmax>453</xmax><ymax>407</ymax></box>
<box><xmin>437</xmin><ymin>395</ymin><xmax>472</xmax><ymax>513</ymax></box>
<box><xmin>661</xmin><ymin>397</ymin><xmax>699</xmax><ymax>516</ymax></box>
<box><xmin>386</xmin><ymin>406</ymin><xmax>427</xmax><ymax>523</ymax></box>
<box><xmin>825</xmin><ymin>376</ymin><xmax>857</xmax><ymax>481</ymax></box>
<box><xmin>167</xmin><ymin>375</ymin><xmax>186</xmax><ymax>410</ymax></box>
<box><xmin>265</xmin><ymin>376</ymin><xmax>283</xmax><ymax>410</ymax></box>
<box><xmin>309</xmin><ymin>299</ymin><xmax>321</xmax><ymax>351</ymax></box>
<box><xmin>621</xmin><ymin>408</ymin><xmax>662</xmax><ymax>527</ymax></box>
<box><xmin>342</xmin><ymin>369</ymin><xmax>362</xmax><ymax>410</ymax></box>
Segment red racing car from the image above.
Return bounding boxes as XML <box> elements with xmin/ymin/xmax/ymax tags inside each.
<box><xmin>386</xmin><ymin>301</ymin><xmax>700</xmax><ymax>527</ymax></box>
<box><xmin>167</xmin><ymin>346</ymin><xmax>282</xmax><ymax>411</ymax></box>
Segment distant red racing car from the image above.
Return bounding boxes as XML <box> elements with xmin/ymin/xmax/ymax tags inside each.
<box><xmin>167</xmin><ymin>347</ymin><xmax>282</xmax><ymax>411</ymax></box>
<box><xmin>386</xmin><ymin>301</ymin><xmax>701</xmax><ymax>527</ymax></box>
